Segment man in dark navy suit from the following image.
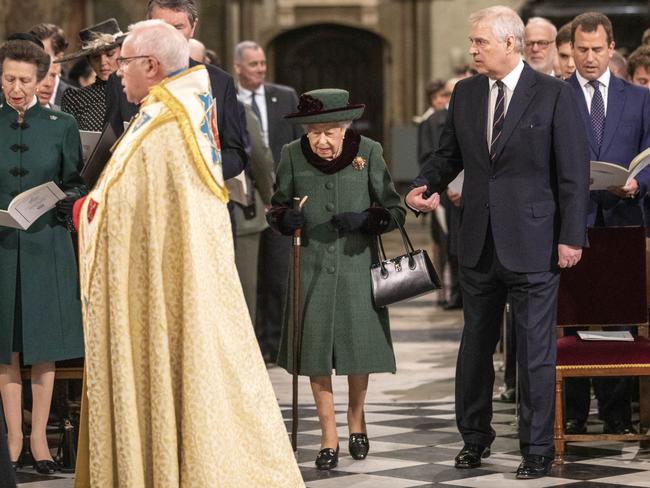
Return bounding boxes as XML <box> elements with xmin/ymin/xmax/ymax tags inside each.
<box><xmin>564</xmin><ymin>12</ymin><xmax>650</xmax><ymax>437</ymax></box>
<box><xmin>104</xmin><ymin>0</ymin><xmax>247</xmax><ymax>181</ymax></box>
<box><xmin>406</xmin><ymin>6</ymin><xmax>589</xmax><ymax>479</ymax></box>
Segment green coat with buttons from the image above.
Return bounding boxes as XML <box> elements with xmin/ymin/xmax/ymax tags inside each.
<box><xmin>0</xmin><ymin>102</ymin><xmax>85</xmax><ymax>365</ymax></box>
<box><xmin>272</xmin><ymin>134</ymin><xmax>406</xmax><ymax>376</ymax></box>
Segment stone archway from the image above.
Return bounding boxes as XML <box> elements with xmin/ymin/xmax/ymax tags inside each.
<box><xmin>270</xmin><ymin>23</ymin><xmax>385</xmax><ymax>143</ymax></box>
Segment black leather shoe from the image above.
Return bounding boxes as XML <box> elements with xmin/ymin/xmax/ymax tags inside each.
<box><xmin>516</xmin><ymin>454</ymin><xmax>553</xmax><ymax>479</ymax></box>
<box><xmin>349</xmin><ymin>433</ymin><xmax>369</xmax><ymax>460</ymax></box>
<box><xmin>564</xmin><ymin>419</ymin><xmax>587</xmax><ymax>435</ymax></box>
<box><xmin>499</xmin><ymin>388</ymin><xmax>516</xmax><ymax>403</ymax></box>
<box><xmin>315</xmin><ymin>445</ymin><xmax>339</xmax><ymax>470</ymax></box>
<box><xmin>33</xmin><ymin>459</ymin><xmax>58</xmax><ymax>474</ymax></box>
<box><xmin>454</xmin><ymin>443</ymin><xmax>490</xmax><ymax>469</ymax></box>
<box><xmin>603</xmin><ymin>420</ymin><xmax>637</xmax><ymax>435</ymax></box>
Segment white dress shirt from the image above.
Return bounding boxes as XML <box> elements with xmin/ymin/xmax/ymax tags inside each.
<box><xmin>487</xmin><ymin>58</ymin><xmax>525</xmax><ymax>145</ymax></box>
<box><xmin>238</xmin><ymin>85</ymin><xmax>269</xmax><ymax>145</ymax></box>
<box><xmin>575</xmin><ymin>68</ymin><xmax>610</xmax><ymax>115</ymax></box>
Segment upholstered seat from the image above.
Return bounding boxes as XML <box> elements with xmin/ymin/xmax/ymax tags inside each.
<box><xmin>554</xmin><ymin>226</ymin><xmax>650</xmax><ymax>464</ymax></box>
<box><xmin>557</xmin><ymin>335</ymin><xmax>650</xmax><ymax>367</ymax></box>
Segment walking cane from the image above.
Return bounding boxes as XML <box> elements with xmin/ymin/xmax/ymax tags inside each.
<box><xmin>291</xmin><ymin>195</ymin><xmax>308</xmax><ymax>452</ymax></box>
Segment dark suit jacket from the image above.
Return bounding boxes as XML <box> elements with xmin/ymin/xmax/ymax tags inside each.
<box><xmin>414</xmin><ymin>63</ymin><xmax>590</xmax><ymax>273</ymax></box>
<box><xmin>263</xmin><ymin>82</ymin><xmax>303</xmax><ymax>166</ymax></box>
<box><xmin>104</xmin><ymin>59</ymin><xmax>247</xmax><ymax>180</ymax></box>
<box><xmin>418</xmin><ymin>109</ymin><xmax>447</xmax><ymax>165</ymax></box>
<box><xmin>54</xmin><ymin>79</ymin><xmax>73</xmax><ymax>108</ymax></box>
<box><xmin>568</xmin><ymin>73</ymin><xmax>650</xmax><ymax>226</ymax></box>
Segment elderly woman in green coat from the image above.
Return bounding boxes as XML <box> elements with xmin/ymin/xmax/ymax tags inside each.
<box><xmin>267</xmin><ymin>89</ymin><xmax>406</xmax><ymax>470</ymax></box>
<box><xmin>0</xmin><ymin>36</ymin><xmax>85</xmax><ymax>474</ymax></box>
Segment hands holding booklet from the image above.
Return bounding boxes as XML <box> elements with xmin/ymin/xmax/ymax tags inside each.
<box><xmin>0</xmin><ymin>182</ymin><xmax>66</xmax><ymax>230</ymax></box>
<box><xmin>590</xmin><ymin>146</ymin><xmax>650</xmax><ymax>192</ymax></box>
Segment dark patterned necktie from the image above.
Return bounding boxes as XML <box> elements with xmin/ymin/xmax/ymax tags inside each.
<box><xmin>589</xmin><ymin>80</ymin><xmax>605</xmax><ymax>147</ymax></box>
<box><xmin>490</xmin><ymin>80</ymin><xmax>505</xmax><ymax>161</ymax></box>
<box><xmin>251</xmin><ymin>92</ymin><xmax>262</xmax><ymax>121</ymax></box>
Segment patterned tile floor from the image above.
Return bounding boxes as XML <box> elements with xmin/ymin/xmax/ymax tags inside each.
<box><xmin>13</xmin><ymin>215</ymin><xmax>650</xmax><ymax>486</ymax></box>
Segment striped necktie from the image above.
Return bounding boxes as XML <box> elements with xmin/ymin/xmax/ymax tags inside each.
<box><xmin>250</xmin><ymin>92</ymin><xmax>262</xmax><ymax>121</ymax></box>
<box><xmin>589</xmin><ymin>80</ymin><xmax>605</xmax><ymax>147</ymax></box>
<box><xmin>490</xmin><ymin>80</ymin><xmax>505</xmax><ymax>161</ymax></box>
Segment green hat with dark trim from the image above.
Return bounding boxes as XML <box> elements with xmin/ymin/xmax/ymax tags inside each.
<box><xmin>284</xmin><ymin>88</ymin><xmax>365</xmax><ymax>124</ymax></box>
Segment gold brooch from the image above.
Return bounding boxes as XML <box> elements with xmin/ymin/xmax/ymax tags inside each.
<box><xmin>352</xmin><ymin>156</ymin><xmax>366</xmax><ymax>171</ymax></box>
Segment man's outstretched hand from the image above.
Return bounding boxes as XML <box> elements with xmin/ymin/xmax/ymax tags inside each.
<box><xmin>405</xmin><ymin>185</ymin><xmax>440</xmax><ymax>213</ymax></box>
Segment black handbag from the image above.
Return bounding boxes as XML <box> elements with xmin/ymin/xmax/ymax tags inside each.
<box><xmin>371</xmin><ymin>215</ymin><xmax>442</xmax><ymax>308</ymax></box>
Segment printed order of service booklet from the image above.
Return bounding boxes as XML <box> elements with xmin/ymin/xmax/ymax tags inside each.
<box><xmin>0</xmin><ymin>181</ymin><xmax>66</xmax><ymax>230</ymax></box>
<box><xmin>590</xmin><ymin>147</ymin><xmax>650</xmax><ymax>190</ymax></box>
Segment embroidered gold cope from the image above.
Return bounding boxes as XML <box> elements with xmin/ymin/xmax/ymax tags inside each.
<box><xmin>74</xmin><ymin>66</ymin><xmax>304</xmax><ymax>487</ymax></box>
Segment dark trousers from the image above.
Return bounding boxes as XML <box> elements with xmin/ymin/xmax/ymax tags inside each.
<box><xmin>504</xmin><ymin>301</ymin><xmax>516</xmax><ymax>390</ymax></box>
<box><xmin>447</xmin><ymin>253</ymin><xmax>462</xmax><ymax>307</ymax></box>
<box><xmin>255</xmin><ymin>228</ymin><xmax>291</xmax><ymax>357</ymax></box>
<box><xmin>0</xmin><ymin>401</ymin><xmax>17</xmax><ymax>488</ymax></box>
<box><xmin>456</xmin><ymin>231</ymin><xmax>559</xmax><ymax>457</ymax></box>
<box><xmin>565</xmin><ymin>376</ymin><xmax>633</xmax><ymax>425</ymax></box>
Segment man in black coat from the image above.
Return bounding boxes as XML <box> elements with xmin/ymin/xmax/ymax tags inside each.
<box><xmin>104</xmin><ymin>0</ymin><xmax>247</xmax><ymax>181</ymax></box>
<box><xmin>406</xmin><ymin>6</ymin><xmax>589</xmax><ymax>479</ymax></box>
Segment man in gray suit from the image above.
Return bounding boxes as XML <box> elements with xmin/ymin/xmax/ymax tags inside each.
<box><xmin>235</xmin><ymin>41</ymin><xmax>302</xmax><ymax>362</ymax></box>
<box><xmin>234</xmin><ymin>104</ymin><xmax>275</xmax><ymax>325</ymax></box>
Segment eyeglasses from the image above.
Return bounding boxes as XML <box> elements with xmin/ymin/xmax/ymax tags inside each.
<box><xmin>116</xmin><ymin>55</ymin><xmax>151</xmax><ymax>69</ymax></box>
<box><xmin>524</xmin><ymin>40</ymin><xmax>553</xmax><ymax>49</ymax></box>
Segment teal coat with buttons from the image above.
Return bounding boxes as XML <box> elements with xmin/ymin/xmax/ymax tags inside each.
<box><xmin>270</xmin><ymin>133</ymin><xmax>406</xmax><ymax>376</ymax></box>
<box><xmin>0</xmin><ymin>101</ymin><xmax>85</xmax><ymax>365</ymax></box>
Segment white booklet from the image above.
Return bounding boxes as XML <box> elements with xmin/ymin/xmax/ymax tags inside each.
<box><xmin>448</xmin><ymin>170</ymin><xmax>464</xmax><ymax>196</ymax></box>
<box><xmin>0</xmin><ymin>182</ymin><xmax>66</xmax><ymax>230</ymax></box>
<box><xmin>80</xmin><ymin>130</ymin><xmax>101</xmax><ymax>164</ymax></box>
<box><xmin>590</xmin><ymin>147</ymin><xmax>650</xmax><ymax>190</ymax></box>
<box><xmin>577</xmin><ymin>330</ymin><xmax>634</xmax><ymax>341</ymax></box>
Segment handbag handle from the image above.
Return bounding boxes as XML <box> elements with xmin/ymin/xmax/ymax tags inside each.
<box><xmin>375</xmin><ymin>211</ymin><xmax>417</xmax><ymax>276</ymax></box>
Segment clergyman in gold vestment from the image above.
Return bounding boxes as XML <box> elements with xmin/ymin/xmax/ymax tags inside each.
<box><xmin>73</xmin><ymin>20</ymin><xmax>304</xmax><ymax>487</ymax></box>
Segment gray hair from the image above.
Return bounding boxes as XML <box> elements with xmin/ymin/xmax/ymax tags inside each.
<box><xmin>127</xmin><ymin>19</ymin><xmax>189</xmax><ymax>75</ymax></box>
<box><xmin>526</xmin><ymin>17</ymin><xmax>557</xmax><ymax>39</ymax></box>
<box><xmin>234</xmin><ymin>40</ymin><xmax>262</xmax><ymax>63</ymax></box>
<box><xmin>469</xmin><ymin>6</ymin><xmax>525</xmax><ymax>54</ymax></box>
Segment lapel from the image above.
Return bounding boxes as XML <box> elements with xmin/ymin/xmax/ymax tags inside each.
<box><xmin>264</xmin><ymin>83</ymin><xmax>277</xmax><ymax>125</ymax></box>
<box><xmin>568</xmin><ymin>74</ymin><xmax>598</xmax><ymax>157</ymax></box>
<box><xmin>491</xmin><ymin>63</ymin><xmax>535</xmax><ymax>162</ymax></box>
<box><xmin>474</xmin><ymin>76</ymin><xmax>490</xmax><ymax>160</ymax></box>
<box><xmin>600</xmin><ymin>74</ymin><xmax>625</xmax><ymax>157</ymax></box>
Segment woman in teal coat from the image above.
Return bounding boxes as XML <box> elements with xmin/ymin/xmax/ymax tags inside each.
<box><xmin>268</xmin><ymin>89</ymin><xmax>406</xmax><ymax>470</ymax></box>
<box><xmin>0</xmin><ymin>36</ymin><xmax>85</xmax><ymax>474</ymax></box>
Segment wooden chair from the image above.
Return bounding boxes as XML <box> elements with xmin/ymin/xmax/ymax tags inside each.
<box><xmin>554</xmin><ymin>226</ymin><xmax>650</xmax><ymax>463</ymax></box>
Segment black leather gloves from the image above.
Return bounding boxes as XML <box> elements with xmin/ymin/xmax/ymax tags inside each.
<box><xmin>55</xmin><ymin>196</ymin><xmax>78</xmax><ymax>231</ymax></box>
<box><xmin>282</xmin><ymin>208</ymin><xmax>306</xmax><ymax>232</ymax></box>
<box><xmin>331</xmin><ymin>211</ymin><xmax>369</xmax><ymax>233</ymax></box>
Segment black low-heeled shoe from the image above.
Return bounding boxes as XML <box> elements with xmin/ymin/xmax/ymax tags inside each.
<box><xmin>315</xmin><ymin>445</ymin><xmax>339</xmax><ymax>470</ymax></box>
<box><xmin>349</xmin><ymin>433</ymin><xmax>369</xmax><ymax>460</ymax></box>
<box><xmin>10</xmin><ymin>453</ymin><xmax>23</xmax><ymax>472</ymax></box>
<box><xmin>33</xmin><ymin>459</ymin><xmax>58</xmax><ymax>475</ymax></box>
